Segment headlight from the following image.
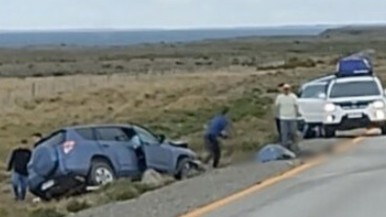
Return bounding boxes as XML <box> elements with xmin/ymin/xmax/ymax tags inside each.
<box><xmin>324</xmin><ymin>103</ymin><xmax>336</xmax><ymax>112</ymax></box>
<box><xmin>373</xmin><ymin>100</ymin><xmax>385</xmax><ymax>109</ymax></box>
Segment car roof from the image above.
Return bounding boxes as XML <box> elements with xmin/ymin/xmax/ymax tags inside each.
<box><xmin>333</xmin><ymin>75</ymin><xmax>377</xmax><ymax>83</ymax></box>
<box><xmin>63</xmin><ymin>123</ymin><xmax>135</xmax><ymax>131</ymax></box>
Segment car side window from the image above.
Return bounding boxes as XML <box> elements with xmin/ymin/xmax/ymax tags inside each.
<box><xmin>75</xmin><ymin>128</ymin><xmax>96</xmax><ymax>141</ymax></box>
<box><xmin>37</xmin><ymin>131</ymin><xmax>65</xmax><ymax>147</ymax></box>
<box><xmin>133</xmin><ymin>126</ymin><xmax>159</xmax><ymax>145</ymax></box>
<box><xmin>95</xmin><ymin>127</ymin><xmax>129</xmax><ymax>142</ymax></box>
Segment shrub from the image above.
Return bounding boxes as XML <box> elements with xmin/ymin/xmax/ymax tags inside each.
<box><xmin>66</xmin><ymin>199</ymin><xmax>92</xmax><ymax>213</ymax></box>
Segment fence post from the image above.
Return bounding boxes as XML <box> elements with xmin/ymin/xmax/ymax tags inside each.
<box><xmin>32</xmin><ymin>82</ymin><xmax>36</xmax><ymax>99</ymax></box>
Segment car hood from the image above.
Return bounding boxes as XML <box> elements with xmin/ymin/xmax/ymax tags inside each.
<box><xmin>167</xmin><ymin>140</ymin><xmax>189</xmax><ymax>148</ymax></box>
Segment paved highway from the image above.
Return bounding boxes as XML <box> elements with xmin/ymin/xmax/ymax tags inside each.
<box><xmin>202</xmin><ymin>135</ymin><xmax>386</xmax><ymax>217</ymax></box>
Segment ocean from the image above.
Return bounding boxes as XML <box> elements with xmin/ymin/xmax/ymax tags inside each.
<box><xmin>0</xmin><ymin>26</ymin><xmax>329</xmax><ymax>47</ymax></box>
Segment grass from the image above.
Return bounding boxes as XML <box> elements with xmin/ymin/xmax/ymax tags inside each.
<box><xmin>0</xmin><ymin>34</ymin><xmax>385</xmax><ymax>216</ymax></box>
<box><xmin>29</xmin><ymin>208</ymin><xmax>65</xmax><ymax>217</ymax></box>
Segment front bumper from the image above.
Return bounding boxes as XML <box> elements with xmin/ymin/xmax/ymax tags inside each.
<box><xmin>324</xmin><ymin>113</ymin><xmax>386</xmax><ymax>130</ymax></box>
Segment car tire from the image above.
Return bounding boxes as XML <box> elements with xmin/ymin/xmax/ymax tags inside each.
<box><xmin>324</xmin><ymin>126</ymin><xmax>336</xmax><ymax>138</ymax></box>
<box><xmin>381</xmin><ymin>125</ymin><xmax>386</xmax><ymax>135</ymax></box>
<box><xmin>174</xmin><ymin>157</ymin><xmax>192</xmax><ymax>180</ymax></box>
<box><xmin>303</xmin><ymin>127</ymin><xmax>316</xmax><ymax>139</ymax></box>
<box><xmin>88</xmin><ymin>160</ymin><xmax>116</xmax><ymax>186</ymax></box>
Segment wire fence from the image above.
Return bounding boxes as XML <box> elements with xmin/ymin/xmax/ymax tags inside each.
<box><xmin>0</xmin><ymin>74</ymin><xmax>136</xmax><ymax>112</ymax></box>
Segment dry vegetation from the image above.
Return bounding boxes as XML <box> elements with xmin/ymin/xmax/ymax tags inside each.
<box><xmin>1</xmin><ymin>29</ymin><xmax>386</xmax><ymax>216</ymax></box>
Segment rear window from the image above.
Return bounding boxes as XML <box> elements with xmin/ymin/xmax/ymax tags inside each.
<box><xmin>37</xmin><ymin>131</ymin><xmax>65</xmax><ymax>147</ymax></box>
<box><xmin>300</xmin><ymin>84</ymin><xmax>327</xmax><ymax>98</ymax></box>
<box><xmin>75</xmin><ymin>128</ymin><xmax>96</xmax><ymax>141</ymax></box>
<box><xmin>329</xmin><ymin>80</ymin><xmax>381</xmax><ymax>98</ymax></box>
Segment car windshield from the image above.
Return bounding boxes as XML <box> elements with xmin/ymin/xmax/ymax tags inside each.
<box><xmin>300</xmin><ymin>84</ymin><xmax>327</xmax><ymax>98</ymax></box>
<box><xmin>329</xmin><ymin>80</ymin><xmax>381</xmax><ymax>98</ymax></box>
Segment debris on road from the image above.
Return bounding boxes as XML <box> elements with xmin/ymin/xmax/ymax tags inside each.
<box><xmin>256</xmin><ymin>144</ymin><xmax>296</xmax><ymax>163</ymax></box>
<box><xmin>140</xmin><ymin>169</ymin><xmax>174</xmax><ymax>188</ymax></box>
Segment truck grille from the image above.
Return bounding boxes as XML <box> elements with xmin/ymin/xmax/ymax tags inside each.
<box><xmin>335</xmin><ymin>100</ymin><xmax>373</xmax><ymax>110</ymax></box>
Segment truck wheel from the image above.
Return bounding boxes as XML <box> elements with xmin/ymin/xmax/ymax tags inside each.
<box><xmin>381</xmin><ymin>125</ymin><xmax>386</xmax><ymax>135</ymax></box>
<box><xmin>324</xmin><ymin>126</ymin><xmax>336</xmax><ymax>138</ymax></box>
<box><xmin>303</xmin><ymin>127</ymin><xmax>316</xmax><ymax>139</ymax></box>
<box><xmin>88</xmin><ymin>160</ymin><xmax>116</xmax><ymax>186</ymax></box>
<box><xmin>174</xmin><ymin>157</ymin><xmax>192</xmax><ymax>180</ymax></box>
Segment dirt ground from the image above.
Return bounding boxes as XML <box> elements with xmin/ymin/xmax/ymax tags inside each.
<box><xmin>1</xmin><ymin>33</ymin><xmax>386</xmax><ymax>216</ymax></box>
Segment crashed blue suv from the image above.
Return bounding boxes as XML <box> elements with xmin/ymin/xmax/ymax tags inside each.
<box><xmin>28</xmin><ymin>124</ymin><xmax>198</xmax><ymax>200</ymax></box>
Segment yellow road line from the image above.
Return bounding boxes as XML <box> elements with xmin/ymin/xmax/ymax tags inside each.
<box><xmin>180</xmin><ymin>135</ymin><xmax>367</xmax><ymax>217</ymax></box>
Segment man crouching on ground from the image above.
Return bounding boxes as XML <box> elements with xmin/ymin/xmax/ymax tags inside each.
<box><xmin>203</xmin><ymin>107</ymin><xmax>232</xmax><ymax>168</ymax></box>
<box><xmin>274</xmin><ymin>83</ymin><xmax>301</xmax><ymax>154</ymax></box>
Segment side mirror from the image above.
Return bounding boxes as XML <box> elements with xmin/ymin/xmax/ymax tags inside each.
<box><xmin>384</xmin><ymin>89</ymin><xmax>386</xmax><ymax>96</ymax></box>
<box><xmin>158</xmin><ymin>134</ymin><xmax>166</xmax><ymax>143</ymax></box>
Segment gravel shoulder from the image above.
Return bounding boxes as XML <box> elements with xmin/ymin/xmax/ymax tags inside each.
<box><xmin>71</xmin><ymin>138</ymin><xmax>343</xmax><ymax>217</ymax></box>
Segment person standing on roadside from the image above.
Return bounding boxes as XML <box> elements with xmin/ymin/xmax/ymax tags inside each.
<box><xmin>275</xmin><ymin>83</ymin><xmax>285</xmax><ymax>142</ymax></box>
<box><xmin>203</xmin><ymin>107</ymin><xmax>232</xmax><ymax>168</ymax></box>
<box><xmin>32</xmin><ymin>133</ymin><xmax>43</xmax><ymax>148</ymax></box>
<box><xmin>274</xmin><ymin>83</ymin><xmax>301</xmax><ymax>153</ymax></box>
<box><xmin>7</xmin><ymin>140</ymin><xmax>32</xmax><ymax>201</ymax></box>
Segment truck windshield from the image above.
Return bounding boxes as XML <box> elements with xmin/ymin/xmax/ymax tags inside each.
<box><xmin>329</xmin><ymin>80</ymin><xmax>380</xmax><ymax>98</ymax></box>
<box><xmin>300</xmin><ymin>84</ymin><xmax>327</xmax><ymax>98</ymax></box>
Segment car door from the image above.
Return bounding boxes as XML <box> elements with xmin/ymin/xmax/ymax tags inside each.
<box><xmin>133</xmin><ymin>126</ymin><xmax>173</xmax><ymax>172</ymax></box>
<box><xmin>298</xmin><ymin>83</ymin><xmax>327</xmax><ymax>124</ymax></box>
<box><xmin>94</xmin><ymin>127</ymin><xmax>139</xmax><ymax>177</ymax></box>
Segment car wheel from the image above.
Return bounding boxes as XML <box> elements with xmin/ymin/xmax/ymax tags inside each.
<box><xmin>303</xmin><ymin>127</ymin><xmax>316</xmax><ymax>139</ymax></box>
<box><xmin>381</xmin><ymin>125</ymin><xmax>386</xmax><ymax>135</ymax></box>
<box><xmin>88</xmin><ymin>160</ymin><xmax>116</xmax><ymax>186</ymax></box>
<box><xmin>174</xmin><ymin>157</ymin><xmax>192</xmax><ymax>180</ymax></box>
<box><xmin>324</xmin><ymin>126</ymin><xmax>336</xmax><ymax>138</ymax></box>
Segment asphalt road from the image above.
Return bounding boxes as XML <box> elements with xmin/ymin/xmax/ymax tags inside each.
<box><xmin>202</xmin><ymin>134</ymin><xmax>386</xmax><ymax>217</ymax></box>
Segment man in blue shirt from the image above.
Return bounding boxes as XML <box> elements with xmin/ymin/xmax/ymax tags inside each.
<box><xmin>203</xmin><ymin>107</ymin><xmax>232</xmax><ymax>168</ymax></box>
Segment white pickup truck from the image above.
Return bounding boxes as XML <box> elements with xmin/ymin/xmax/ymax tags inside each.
<box><xmin>322</xmin><ymin>75</ymin><xmax>386</xmax><ymax>137</ymax></box>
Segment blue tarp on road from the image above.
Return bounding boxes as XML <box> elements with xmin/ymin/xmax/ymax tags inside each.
<box><xmin>256</xmin><ymin>144</ymin><xmax>296</xmax><ymax>163</ymax></box>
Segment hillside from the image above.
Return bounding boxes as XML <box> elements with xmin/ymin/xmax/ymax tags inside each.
<box><xmin>320</xmin><ymin>25</ymin><xmax>386</xmax><ymax>38</ymax></box>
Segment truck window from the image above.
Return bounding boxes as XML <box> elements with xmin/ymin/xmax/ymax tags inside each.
<box><xmin>300</xmin><ymin>84</ymin><xmax>327</xmax><ymax>99</ymax></box>
<box><xmin>329</xmin><ymin>80</ymin><xmax>380</xmax><ymax>98</ymax></box>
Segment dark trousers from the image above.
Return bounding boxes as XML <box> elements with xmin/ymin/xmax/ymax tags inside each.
<box><xmin>134</xmin><ymin>148</ymin><xmax>147</xmax><ymax>172</ymax></box>
<box><xmin>204</xmin><ymin>134</ymin><xmax>221</xmax><ymax>168</ymax></box>
<box><xmin>275</xmin><ymin>118</ymin><xmax>281</xmax><ymax>142</ymax></box>
<box><xmin>11</xmin><ymin>172</ymin><xmax>28</xmax><ymax>201</ymax></box>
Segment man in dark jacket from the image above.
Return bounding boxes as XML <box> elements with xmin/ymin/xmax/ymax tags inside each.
<box><xmin>203</xmin><ymin>107</ymin><xmax>232</xmax><ymax>168</ymax></box>
<box><xmin>7</xmin><ymin>140</ymin><xmax>32</xmax><ymax>201</ymax></box>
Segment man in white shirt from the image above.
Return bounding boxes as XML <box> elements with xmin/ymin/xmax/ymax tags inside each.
<box><xmin>274</xmin><ymin>83</ymin><xmax>301</xmax><ymax>153</ymax></box>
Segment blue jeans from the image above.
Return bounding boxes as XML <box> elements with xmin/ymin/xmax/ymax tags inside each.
<box><xmin>11</xmin><ymin>172</ymin><xmax>28</xmax><ymax>201</ymax></box>
<box><xmin>280</xmin><ymin>119</ymin><xmax>300</xmax><ymax>153</ymax></box>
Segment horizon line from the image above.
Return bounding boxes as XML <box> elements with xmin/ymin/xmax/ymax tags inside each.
<box><xmin>1</xmin><ymin>22</ymin><xmax>386</xmax><ymax>33</ymax></box>
<box><xmin>0</xmin><ymin>23</ymin><xmax>378</xmax><ymax>32</ymax></box>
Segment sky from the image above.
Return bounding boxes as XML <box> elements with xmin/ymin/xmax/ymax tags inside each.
<box><xmin>1</xmin><ymin>0</ymin><xmax>386</xmax><ymax>30</ymax></box>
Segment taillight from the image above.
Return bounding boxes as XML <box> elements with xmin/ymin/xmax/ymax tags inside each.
<box><xmin>62</xmin><ymin>141</ymin><xmax>76</xmax><ymax>154</ymax></box>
